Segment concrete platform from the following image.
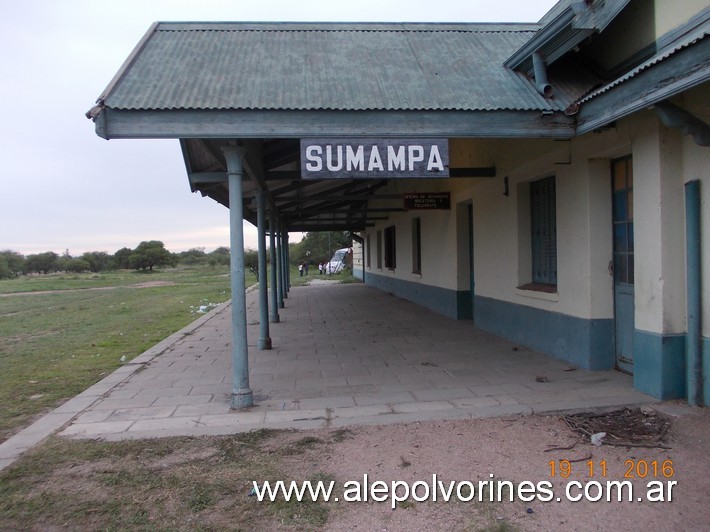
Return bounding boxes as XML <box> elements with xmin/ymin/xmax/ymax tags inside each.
<box><xmin>0</xmin><ymin>282</ymin><xmax>656</xmax><ymax>469</ymax></box>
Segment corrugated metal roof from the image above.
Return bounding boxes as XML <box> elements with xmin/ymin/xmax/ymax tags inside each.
<box><xmin>102</xmin><ymin>22</ymin><xmax>566</xmax><ymax>113</ymax></box>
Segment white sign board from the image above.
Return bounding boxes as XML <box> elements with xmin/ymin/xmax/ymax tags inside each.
<box><xmin>301</xmin><ymin>138</ymin><xmax>449</xmax><ymax>178</ymax></box>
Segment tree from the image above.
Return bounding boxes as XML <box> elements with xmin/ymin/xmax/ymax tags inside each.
<box><xmin>67</xmin><ymin>258</ymin><xmax>91</xmax><ymax>273</ymax></box>
<box><xmin>56</xmin><ymin>249</ymin><xmax>73</xmax><ymax>272</ymax></box>
<box><xmin>207</xmin><ymin>247</ymin><xmax>230</xmax><ymax>267</ymax></box>
<box><xmin>0</xmin><ymin>256</ymin><xmax>11</xmax><ymax>279</ymax></box>
<box><xmin>113</xmin><ymin>247</ymin><xmax>133</xmax><ymax>270</ymax></box>
<box><xmin>177</xmin><ymin>247</ymin><xmax>206</xmax><ymax>265</ymax></box>
<box><xmin>81</xmin><ymin>251</ymin><xmax>111</xmax><ymax>273</ymax></box>
<box><xmin>24</xmin><ymin>251</ymin><xmax>58</xmax><ymax>274</ymax></box>
<box><xmin>243</xmin><ymin>248</ymin><xmax>259</xmax><ymax>277</ymax></box>
<box><xmin>128</xmin><ymin>240</ymin><xmax>177</xmax><ymax>271</ymax></box>
<box><xmin>0</xmin><ymin>250</ymin><xmax>25</xmax><ymax>278</ymax></box>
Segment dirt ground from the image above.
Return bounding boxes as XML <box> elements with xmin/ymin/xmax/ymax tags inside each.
<box><xmin>2</xmin><ymin>404</ymin><xmax>708</xmax><ymax>531</ymax></box>
<box><xmin>318</xmin><ymin>405</ymin><xmax>710</xmax><ymax>530</ymax></box>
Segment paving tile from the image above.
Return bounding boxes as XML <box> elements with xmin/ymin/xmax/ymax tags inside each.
<box><xmin>449</xmin><ymin>396</ymin><xmax>502</xmax><ymax>408</ymax></box>
<box><xmin>468</xmin><ymin>385</ymin><xmax>512</xmax><ymax>397</ymax></box>
<box><xmin>332</xmin><ymin>404</ymin><xmax>393</xmax><ymax>418</ymax></box>
<box><xmin>188</xmin><ymin>384</ymin><xmax>231</xmax><ymax>396</ymax></box>
<box><xmin>198</xmin><ymin>412</ymin><xmax>267</xmax><ymax>426</ymax></box>
<box><xmin>296</xmin><ymin>377</ymin><xmax>346</xmax><ymax>389</ymax></box>
<box><xmin>326</xmin><ymin>384</ymin><xmax>380</xmax><ymax>396</ymax></box>
<box><xmin>73</xmin><ymin>410</ymin><xmax>114</xmax><ymax>424</ymax></box>
<box><xmin>107</xmin><ymin>406</ymin><xmax>177</xmax><ymax>421</ymax></box>
<box><xmin>151</xmin><ymin>394</ymin><xmax>214</xmax><ymax>407</ymax></box>
<box><xmin>132</xmin><ymin>386</ymin><xmax>194</xmax><ymax>399</ymax></box>
<box><xmin>411</xmin><ymin>387</ymin><xmax>476</xmax><ymax>402</ymax></box>
<box><xmin>52</xmin><ymin>395</ymin><xmax>102</xmax><ymax>414</ymax></box>
<box><xmin>346</xmin><ymin>373</ymin><xmax>401</xmax><ymax>386</ymax></box>
<box><xmin>128</xmin><ymin>418</ymin><xmax>199</xmax><ymax>432</ymax></box>
<box><xmin>91</xmin><ymin>397</ymin><xmax>158</xmax><ymax>410</ymax></box>
<box><xmin>173</xmin><ymin>403</ymin><xmax>233</xmax><ymax>417</ymax></box>
<box><xmin>353</xmin><ymin>391</ymin><xmax>416</xmax><ymax>406</ymax></box>
<box><xmin>298</xmin><ymin>396</ymin><xmax>357</xmax><ymax>409</ymax></box>
<box><xmin>99</xmin><ymin>388</ymin><xmax>140</xmax><ymax>400</ymax></box>
<box><xmin>61</xmin><ymin>420</ymin><xmax>136</xmax><ymax>437</ymax></box>
<box><xmin>392</xmin><ymin>401</ymin><xmax>455</xmax><ymax>413</ymax></box>
<box><xmin>264</xmin><ymin>409</ymin><xmax>328</xmax><ymax>423</ymax></box>
<box><xmin>456</xmin><ymin>404</ymin><xmax>534</xmax><ymax>418</ymax></box>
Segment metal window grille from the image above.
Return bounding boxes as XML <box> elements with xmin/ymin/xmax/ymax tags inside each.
<box><xmin>530</xmin><ymin>176</ymin><xmax>557</xmax><ymax>285</ymax></box>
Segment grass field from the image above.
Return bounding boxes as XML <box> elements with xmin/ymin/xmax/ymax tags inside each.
<box><xmin>0</xmin><ymin>266</ymin><xmax>250</xmax><ymax>443</ymax></box>
<box><xmin>0</xmin><ymin>430</ymin><xmax>337</xmax><ymax>531</ymax></box>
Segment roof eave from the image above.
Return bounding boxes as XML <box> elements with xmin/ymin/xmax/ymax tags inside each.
<box><xmin>96</xmin><ymin>108</ymin><xmax>576</xmax><ymax>140</ymax></box>
<box><xmin>576</xmin><ymin>36</ymin><xmax>710</xmax><ymax>134</ymax></box>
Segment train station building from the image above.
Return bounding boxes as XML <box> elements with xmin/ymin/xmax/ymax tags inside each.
<box><xmin>87</xmin><ymin>0</ymin><xmax>709</xmax><ymax>407</ymax></box>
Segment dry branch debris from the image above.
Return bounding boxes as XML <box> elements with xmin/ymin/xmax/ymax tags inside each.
<box><xmin>563</xmin><ymin>408</ymin><xmax>671</xmax><ymax>449</ymax></box>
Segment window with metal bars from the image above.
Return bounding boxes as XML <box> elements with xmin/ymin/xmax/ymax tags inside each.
<box><xmin>530</xmin><ymin>176</ymin><xmax>557</xmax><ymax>286</ymax></box>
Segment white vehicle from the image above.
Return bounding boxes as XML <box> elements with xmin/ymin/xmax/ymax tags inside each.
<box><xmin>326</xmin><ymin>247</ymin><xmax>350</xmax><ymax>274</ymax></box>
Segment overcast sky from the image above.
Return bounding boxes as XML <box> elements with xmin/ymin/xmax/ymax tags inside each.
<box><xmin>0</xmin><ymin>0</ymin><xmax>557</xmax><ymax>256</ymax></box>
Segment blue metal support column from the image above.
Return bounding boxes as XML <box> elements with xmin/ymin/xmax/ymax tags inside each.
<box><xmin>276</xmin><ymin>230</ymin><xmax>285</xmax><ymax>309</ymax></box>
<box><xmin>281</xmin><ymin>228</ymin><xmax>288</xmax><ymax>299</ymax></box>
<box><xmin>256</xmin><ymin>190</ymin><xmax>271</xmax><ymax>350</ymax></box>
<box><xmin>685</xmin><ymin>180</ymin><xmax>703</xmax><ymax>406</ymax></box>
<box><xmin>269</xmin><ymin>210</ymin><xmax>280</xmax><ymax>323</ymax></box>
<box><xmin>222</xmin><ymin>145</ymin><xmax>253</xmax><ymax>409</ymax></box>
<box><xmin>284</xmin><ymin>231</ymin><xmax>291</xmax><ymax>293</ymax></box>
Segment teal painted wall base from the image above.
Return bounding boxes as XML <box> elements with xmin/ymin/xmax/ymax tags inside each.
<box><xmin>702</xmin><ymin>336</ymin><xmax>710</xmax><ymax>406</ymax></box>
<box><xmin>473</xmin><ymin>295</ymin><xmax>614</xmax><ymax>370</ymax></box>
<box><xmin>365</xmin><ymin>271</ymin><xmax>466</xmax><ymax>319</ymax></box>
<box><xmin>633</xmin><ymin>330</ymin><xmax>686</xmax><ymax>400</ymax></box>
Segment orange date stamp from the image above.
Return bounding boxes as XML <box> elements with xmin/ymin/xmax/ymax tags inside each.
<box><xmin>548</xmin><ymin>459</ymin><xmax>675</xmax><ymax>479</ymax></box>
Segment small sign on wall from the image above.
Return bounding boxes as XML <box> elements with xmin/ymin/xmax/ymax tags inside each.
<box><xmin>403</xmin><ymin>192</ymin><xmax>451</xmax><ymax>210</ymax></box>
<box><xmin>301</xmin><ymin>138</ymin><xmax>449</xmax><ymax>179</ymax></box>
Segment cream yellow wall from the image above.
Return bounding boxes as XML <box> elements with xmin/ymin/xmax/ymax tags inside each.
<box><xmin>631</xmin><ymin>112</ymin><xmax>687</xmax><ymax>334</ymax></box>
<box><xmin>363</xmin><ymin>101</ymin><xmax>708</xmax><ymax>333</ymax></box>
<box><xmin>472</xmin><ymin>135</ymin><xmax>620</xmax><ymax>321</ymax></box>
<box><xmin>585</xmin><ymin>0</ymin><xmax>656</xmax><ymax>72</ymax></box>
<box><xmin>365</xmin><ymin>178</ymin><xmax>461</xmax><ymax>290</ymax></box>
<box><xmin>655</xmin><ymin>0</ymin><xmax>707</xmax><ymax>38</ymax></box>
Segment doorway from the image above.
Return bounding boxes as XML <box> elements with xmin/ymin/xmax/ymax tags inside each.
<box><xmin>612</xmin><ymin>156</ymin><xmax>634</xmax><ymax>374</ymax></box>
